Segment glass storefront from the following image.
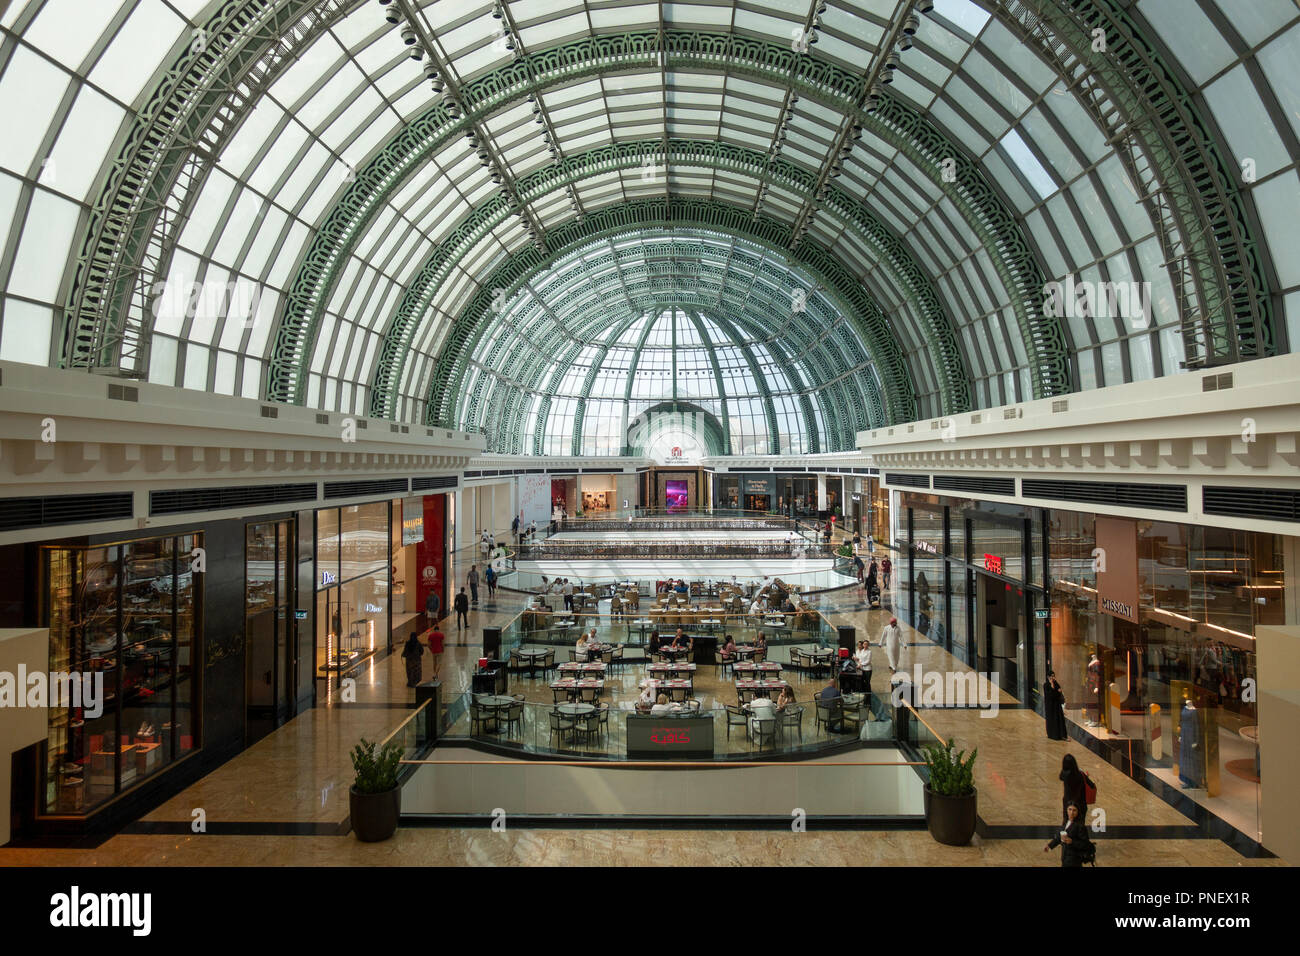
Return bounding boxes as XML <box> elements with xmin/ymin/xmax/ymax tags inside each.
<box><xmin>41</xmin><ymin>534</ymin><xmax>201</xmax><ymax>815</ymax></box>
<box><xmin>315</xmin><ymin>502</ymin><xmax>390</xmax><ymax>688</ymax></box>
<box><xmin>893</xmin><ymin>488</ymin><xmax>1284</xmax><ymax>843</ymax></box>
<box><xmin>245</xmin><ymin>520</ymin><xmax>295</xmax><ymax>745</ymax></box>
<box><xmin>712</xmin><ymin>474</ymin><xmax>818</xmax><ymax>516</ymax></box>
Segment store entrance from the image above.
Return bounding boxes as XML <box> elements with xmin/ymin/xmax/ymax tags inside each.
<box><xmin>976</xmin><ymin>571</ymin><xmax>1027</xmax><ymax>703</ymax></box>
<box><xmin>245</xmin><ymin>519</ymin><xmax>296</xmax><ymax>747</ymax></box>
<box><xmin>745</xmin><ymin>494</ymin><xmax>770</xmax><ymax>512</ymax></box>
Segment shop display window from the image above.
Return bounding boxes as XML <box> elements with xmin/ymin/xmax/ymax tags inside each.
<box><xmin>41</xmin><ymin>534</ymin><xmax>201</xmax><ymax>816</ymax></box>
<box><xmin>315</xmin><ymin>504</ymin><xmax>390</xmax><ymax>685</ymax></box>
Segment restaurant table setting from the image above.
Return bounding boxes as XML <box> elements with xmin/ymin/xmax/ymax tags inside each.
<box><xmin>733</xmin><ymin>662</ymin><xmax>782</xmax><ymax>676</ymax></box>
<box><xmin>734</xmin><ymin>678</ymin><xmax>788</xmax><ymax>696</ymax></box>
<box><xmin>558</xmin><ymin>661</ymin><xmax>606</xmax><ymax>674</ymax></box>
<box><xmin>550</xmin><ymin>678</ymin><xmax>605</xmax><ymax>698</ymax></box>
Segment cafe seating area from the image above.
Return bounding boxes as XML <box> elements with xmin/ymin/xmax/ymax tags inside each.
<box><xmin>448</xmin><ymin>595</ymin><xmax>891</xmax><ymax>758</ymax></box>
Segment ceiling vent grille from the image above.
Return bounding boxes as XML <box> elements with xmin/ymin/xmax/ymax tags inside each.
<box><xmin>1021</xmin><ymin>479</ymin><xmax>1187</xmax><ymax>512</ymax></box>
<box><xmin>1202</xmin><ymin>372</ymin><xmax>1234</xmax><ymax>391</ymax></box>
<box><xmin>150</xmin><ymin>483</ymin><xmax>317</xmax><ymax>516</ymax></box>
<box><xmin>107</xmin><ymin>383</ymin><xmax>139</xmax><ymax>402</ymax></box>
<box><xmin>0</xmin><ymin>492</ymin><xmax>134</xmax><ymax>532</ymax></box>
<box><xmin>885</xmin><ymin>472</ymin><xmax>930</xmax><ymax>489</ymax></box>
<box><xmin>1203</xmin><ymin>486</ymin><xmax>1300</xmax><ymax>523</ymax></box>
<box><xmin>412</xmin><ymin>475</ymin><xmax>458</xmax><ymax>491</ymax></box>
<box><xmin>323</xmin><ymin>478</ymin><xmax>407</xmax><ymax>499</ymax></box>
<box><xmin>932</xmin><ymin>475</ymin><xmax>1015</xmax><ymax>496</ymax></box>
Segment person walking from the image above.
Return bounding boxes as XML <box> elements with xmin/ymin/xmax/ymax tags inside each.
<box><xmin>512</xmin><ymin>514</ymin><xmax>520</xmax><ymax>540</ymax></box>
<box><xmin>467</xmin><ymin>565</ymin><xmax>480</xmax><ymax>608</ymax></box>
<box><xmin>1044</xmin><ymin>802</ymin><xmax>1094</xmax><ymax>867</ymax></box>
<box><xmin>1043</xmin><ymin>669</ymin><xmax>1069</xmax><ymax>740</ymax></box>
<box><xmin>485</xmin><ymin>563</ymin><xmax>497</xmax><ymax>600</ymax></box>
<box><xmin>454</xmin><ymin>587</ymin><xmax>469</xmax><ymax>631</ymax></box>
<box><xmin>852</xmin><ymin>553</ymin><xmax>865</xmax><ymax>583</ymax></box>
<box><xmin>1058</xmin><ymin>754</ymin><xmax>1090</xmax><ymax>827</ymax></box>
<box><xmin>401</xmin><ymin>631</ymin><xmax>424</xmax><ymax>687</ymax></box>
<box><xmin>866</xmin><ymin>533</ymin><xmax>875</xmax><ymax>555</ymax></box>
<box><xmin>426</xmin><ymin>623</ymin><xmax>446</xmax><ymax>679</ymax></box>
<box><xmin>881</xmin><ymin>555</ymin><xmax>892</xmax><ymax>589</ymax></box>
<box><xmin>424</xmin><ymin>585</ymin><xmax>441</xmax><ymax>627</ymax></box>
<box><xmin>562</xmin><ymin>578</ymin><xmax>574</xmax><ymax>612</ymax></box>
<box><xmin>879</xmin><ymin>616</ymin><xmax>903</xmax><ymax>673</ymax></box>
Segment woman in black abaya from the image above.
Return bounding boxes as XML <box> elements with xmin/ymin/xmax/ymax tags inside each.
<box><xmin>1043</xmin><ymin>668</ymin><xmax>1069</xmax><ymax>740</ymax></box>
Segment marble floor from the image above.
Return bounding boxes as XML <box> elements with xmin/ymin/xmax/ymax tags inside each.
<box><xmin>0</xmin><ymin>542</ymin><xmax>1283</xmax><ymax>867</ymax></box>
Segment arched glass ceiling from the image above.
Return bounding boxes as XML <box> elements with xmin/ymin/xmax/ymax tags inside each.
<box><xmin>454</xmin><ymin>228</ymin><xmax>885</xmax><ymax>455</ymax></box>
<box><xmin>0</xmin><ymin>0</ymin><xmax>1293</xmax><ymax>442</ymax></box>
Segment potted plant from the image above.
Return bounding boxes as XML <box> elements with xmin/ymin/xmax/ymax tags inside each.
<box><xmin>922</xmin><ymin>738</ymin><xmax>978</xmax><ymax>846</ymax></box>
<box><xmin>349</xmin><ymin>738</ymin><xmax>404</xmax><ymax>842</ymax></box>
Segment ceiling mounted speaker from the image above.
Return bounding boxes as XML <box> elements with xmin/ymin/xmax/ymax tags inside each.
<box><xmin>400</xmin><ymin>25</ymin><xmax>417</xmax><ymax>45</ymax></box>
<box><xmin>384</xmin><ymin>8</ymin><xmax>401</xmax><ymax>24</ymax></box>
<box><xmin>884</xmin><ymin>51</ymin><xmax>900</xmax><ymax>71</ymax></box>
<box><xmin>492</xmin><ymin>4</ymin><xmax>503</xmax><ymax>19</ymax></box>
<box><xmin>408</xmin><ymin>46</ymin><xmax>423</xmax><ymax>61</ymax></box>
<box><xmin>918</xmin><ymin>0</ymin><xmax>935</xmax><ymax>12</ymax></box>
<box><xmin>903</xmin><ymin>13</ymin><xmax>920</xmax><ymax>35</ymax></box>
<box><xmin>431</xmin><ymin>76</ymin><xmax>444</xmax><ymax>93</ymax></box>
<box><xmin>423</xmin><ymin>61</ymin><xmax>439</xmax><ymax>78</ymax></box>
<box><xmin>899</xmin><ymin>34</ymin><xmax>913</xmax><ymax>50</ymax></box>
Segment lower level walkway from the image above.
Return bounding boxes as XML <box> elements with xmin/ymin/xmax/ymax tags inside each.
<box><xmin>0</xmin><ymin>568</ymin><xmax>1280</xmax><ymax>867</ymax></box>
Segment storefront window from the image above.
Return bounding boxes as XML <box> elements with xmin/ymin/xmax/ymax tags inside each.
<box><xmin>1045</xmin><ymin>507</ymin><xmax>1267</xmax><ymax>842</ymax></box>
<box><xmin>315</xmin><ymin>503</ymin><xmax>390</xmax><ymax>687</ymax></box>
<box><xmin>42</xmin><ymin>535</ymin><xmax>201</xmax><ymax>816</ymax></box>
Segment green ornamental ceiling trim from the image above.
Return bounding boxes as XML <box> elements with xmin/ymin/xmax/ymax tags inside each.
<box><xmin>430</xmin><ymin>200</ymin><xmax>907</xmax><ymax>431</ymax></box>
<box><xmin>468</xmin><ymin>249</ymin><xmax>874</xmax><ymax>426</ymax></box>
<box><xmin>368</xmin><ymin>136</ymin><xmax>970</xmax><ymax>419</ymax></box>
<box><xmin>273</xmin><ymin>30</ymin><xmax>1046</xmax><ymax>412</ymax></box>
<box><xmin>1004</xmin><ymin>0</ymin><xmax>1275</xmax><ymax>366</ymax></box>
<box><xmin>62</xmin><ymin>0</ymin><xmax>356</xmax><ymax>373</ymax></box>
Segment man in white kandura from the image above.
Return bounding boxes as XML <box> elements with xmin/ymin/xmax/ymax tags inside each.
<box><xmin>879</xmin><ymin>616</ymin><xmax>904</xmax><ymax>673</ymax></box>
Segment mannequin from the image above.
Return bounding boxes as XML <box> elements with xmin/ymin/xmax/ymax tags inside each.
<box><xmin>1085</xmin><ymin>654</ymin><xmax>1102</xmax><ymax>727</ymax></box>
<box><xmin>1178</xmin><ymin>696</ymin><xmax>1204</xmax><ymax>788</ymax></box>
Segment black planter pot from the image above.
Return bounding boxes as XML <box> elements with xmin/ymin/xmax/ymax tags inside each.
<box><xmin>349</xmin><ymin>786</ymin><xmax>401</xmax><ymax>842</ymax></box>
<box><xmin>923</xmin><ymin>784</ymin><xmax>977</xmax><ymax>846</ymax></box>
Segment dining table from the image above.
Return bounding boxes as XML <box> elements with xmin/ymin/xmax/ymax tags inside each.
<box><xmin>557</xmin><ymin>661</ymin><xmax>606</xmax><ymax>675</ymax></box>
<box><xmin>516</xmin><ymin>645</ymin><xmax>549</xmax><ymax>677</ymax></box>
<box><xmin>734</xmin><ymin>678</ymin><xmax>788</xmax><ymax>698</ymax></box>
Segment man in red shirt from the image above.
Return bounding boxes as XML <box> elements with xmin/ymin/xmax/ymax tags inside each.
<box><xmin>426</xmin><ymin>626</ymin><xmax>446</xmax><ymax>679</ymax></box>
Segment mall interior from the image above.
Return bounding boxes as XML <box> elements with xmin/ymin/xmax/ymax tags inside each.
<box><xmin>0</xmin><ymin>0</ymin><xmax>1296</xmax><ymax>869</ymax></box>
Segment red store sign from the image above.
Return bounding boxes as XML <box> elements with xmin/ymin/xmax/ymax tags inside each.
<box><xmin>983</xmin><ymin>553</ymin><xmax>1004</xmax><ymax>575</ymax></box>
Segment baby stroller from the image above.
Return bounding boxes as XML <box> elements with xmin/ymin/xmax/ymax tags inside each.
<box><xmin>866</xmin><ymin>581</ymin><xmax>882</xmax><ymax>609</ymax></box>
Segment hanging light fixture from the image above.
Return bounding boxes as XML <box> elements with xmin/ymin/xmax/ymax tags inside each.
<box><xmin>400</xmin><ymin>24</ymin><xmax>417</xmax><ymax>45</ymax></box>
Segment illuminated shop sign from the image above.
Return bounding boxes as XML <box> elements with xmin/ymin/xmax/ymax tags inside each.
<box><xmin>320</xmin><ymin>570</ymin><xmax>337</xmax><ymax>587</ymax></box>
<box><xmin>915</xmin><ymin>540</ymin><xmax>938</xmax><ymax>554</ymax></box>
<box><xmin>983</xmin><ymin>553</ymin><xmax>1003</xmax><ymax>575</ymax></box>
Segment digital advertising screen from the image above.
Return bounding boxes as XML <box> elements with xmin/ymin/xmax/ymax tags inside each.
<box><xmin>665</xmin><ymin>479</ymin><xmax>689</xmax><ymax>512</ymax></box>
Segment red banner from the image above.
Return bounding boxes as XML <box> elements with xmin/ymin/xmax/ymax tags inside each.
<box><xmin>416</xmin><ymin>494</ymin><xmax>446</xmax><ymax>622</ymax></box>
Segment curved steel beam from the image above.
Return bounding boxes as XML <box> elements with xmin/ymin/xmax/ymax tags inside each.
<box><xmin>367</xmin><ymin>137</ymin><xmax>970</xmax><ymax>418</ymax></box>
<box><xmin>453</xmin><ymin>249</ymin><xmax>884</xmax><ymax>450</ymax></box>
<box><xmin>428</xmin><ymin>199</ymin><xmax>913</xmax><ymax>430</ymax></box>
<box><xmin>271</xmin><ymin>31</ymin><xmax>1055</xmax><ymax>411</ymax></box>
<box><xmin>62</xmin><ymin>0</ymin><xmax>358</xmax><ymax>373</ymax></box>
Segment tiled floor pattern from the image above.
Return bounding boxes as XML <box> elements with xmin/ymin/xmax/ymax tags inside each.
<box><xmin>0</xmin><ymin>541</ymin><xmax>1281</xmax><ymax>866</ymax></box>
